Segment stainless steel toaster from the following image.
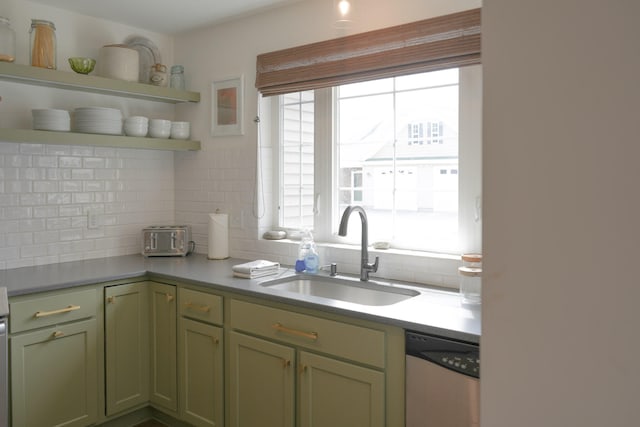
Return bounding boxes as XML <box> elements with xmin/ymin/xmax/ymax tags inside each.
<box><xmin>142</xmin><ymin>225</ymin><xmax>193</xmax><ymax>257</ymax></box>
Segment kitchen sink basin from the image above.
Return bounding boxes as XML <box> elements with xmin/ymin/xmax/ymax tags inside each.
<box><xmin>260</xmin><ymin>275</ymin><xmax>419</xmax><ymax>306</ymax></box>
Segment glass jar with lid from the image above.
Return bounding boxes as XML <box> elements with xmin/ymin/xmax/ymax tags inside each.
<box><xmin>0</xmin><ymin>16</ymin><xmax>16</xmax><ymax>62</ymax></box>
<box><xmin>170</xmin><ymin>65</ymin><xmax>185</xmax><ymax>90</ymax></box>
<box><xmin>461</xmin><ymin>253</ymin><xmax>482</xmax><ymax>268</ymax></box>
<box><xmin>459</xmin><ymin>266</ymin><xmax>482</xmax><ymax>305</ymax></box>
<box><xmin>30</xmin><ymin>19</ymin><xmax>57</xmax><ymax>69</ymax></box>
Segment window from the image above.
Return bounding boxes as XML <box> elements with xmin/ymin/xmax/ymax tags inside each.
<box><xmin>279</xmin><ymin>91</ymin><xmax>314</xmax><ymax>229</ymax></box>
<box><xmin>275</xmin><ymin>65</ymin><xmax>481</xmax><ymax>254</ymax></box>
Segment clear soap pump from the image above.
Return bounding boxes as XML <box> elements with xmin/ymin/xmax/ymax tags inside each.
<box><xmin>295</xmin><ymin>230</ymin><xmax>319</xmax><ymax>273</ymax></box>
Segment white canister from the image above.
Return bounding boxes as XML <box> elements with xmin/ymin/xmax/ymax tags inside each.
<box><xmin>98</xmin><ymin>45</ymin><xmax>139</xmax><ymax>82</ymax></box>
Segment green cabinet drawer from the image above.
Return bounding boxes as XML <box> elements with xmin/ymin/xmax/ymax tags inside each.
<box><xmin>229</xmin><ymin>300</ymin><xmax>385</xmax><ymax>368</ymax></box>
<box><xmin>179</xmin><ymin>288</ymin><xmax>223</xmax><ymax>325</ymax></box>
<box><xmin>10</xmin><ymin>288</ymin><xmax>97</xmax><ymax>333</ymax></box>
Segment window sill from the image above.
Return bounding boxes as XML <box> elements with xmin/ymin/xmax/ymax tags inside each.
<box><xmin>260</xmin><ymin>238</ymin><xmax>462</xmax><ymax>290</ymax></box>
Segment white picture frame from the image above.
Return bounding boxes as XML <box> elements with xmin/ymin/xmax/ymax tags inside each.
<box><xmin>211</xmin><ymin>75</ymin><xmax>244</xmax><ymax>136</ymax></box>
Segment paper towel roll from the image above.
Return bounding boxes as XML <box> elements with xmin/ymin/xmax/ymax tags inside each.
<box><xmin>208</xmin><ymin>213</ymin><xmax>229</xmax><ymax>259</ymax></box>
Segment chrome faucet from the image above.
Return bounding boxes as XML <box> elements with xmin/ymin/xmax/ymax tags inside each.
<box><xmin>338</xmin><ymin>206</ymin><xmax>379</xmax><ymax>281</ymax></box>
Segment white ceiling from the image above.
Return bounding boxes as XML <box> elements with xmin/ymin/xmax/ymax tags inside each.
<box><xmin>29</xmin><ymin>0</ymin><xmax>305</xmax><ymax>34</ymax></box>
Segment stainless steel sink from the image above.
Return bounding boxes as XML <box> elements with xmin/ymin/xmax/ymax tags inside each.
<box><xmin>260</xmin><ymin>275</ymin><xmax>419</xmax><ymax>306</ymax></box>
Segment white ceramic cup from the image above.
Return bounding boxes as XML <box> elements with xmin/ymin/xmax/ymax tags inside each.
<box><xmin>170</xmin><ymin>121</ymin><xmax>190</xmax><ymax>140</ymax></box>
<box><xmin>124</xmin><ymin>116</ymin><xmax>148</xmax><ymax>137</ymax></box>
<box><xmin>148</xmin><ymin>119</ymin><xmax>171</xmax><ymax>138</ymax></box>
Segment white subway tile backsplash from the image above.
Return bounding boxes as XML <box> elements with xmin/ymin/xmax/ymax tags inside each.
<box><xmin>71</xmin><ymin>169</ymin><xmax>94</xmax><ymax>180</ymax></box>
<box><xmin>33</xmin><ymin>181</ymin><xmax>59</xmax><ymax>193</ymax></box>
<box><xmin>0</xmin><ymin>142</ymin><xmax>174</xmax><ymax>269</ymax></box>
<box><xmin>20</xmin><ymin>193</ymin><xmax>47</xmax><ymax>206</ymax></box>
<box><xmin>61</xmin><ymin>181</ymin><xmax>83</xmax><ymax>192</ymax></box>
<box><xmin>59</xmin><ymin>156</ymin><xmax>83</xmax><ymax>168</ymax></box>
<box><xmin>34</xmin><ymin>156</ymin><xmax>58</xmax><ymax>167</ymax></box>
<box><xmin>19</xmin><ymin>144</ymin><xmax>45</xmax><ymax>155</ymax></box>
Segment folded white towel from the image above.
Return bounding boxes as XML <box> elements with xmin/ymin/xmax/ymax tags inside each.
<box><xmin>232</xmin><ymin>260</ymin><xmax>280</xmax><ymax>278</ymax></box>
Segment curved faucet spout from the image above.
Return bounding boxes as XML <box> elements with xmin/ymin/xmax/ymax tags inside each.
<box><xmin>338</xmin><ymin>205</ymin><xmax>379</xmax><ymax>281</ymax></box>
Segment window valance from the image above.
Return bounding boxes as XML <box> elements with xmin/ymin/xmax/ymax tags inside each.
<box><xmin>255</xmin><ymin>8</ymin><xmax>481</xmax><ymax>96</ymax></box>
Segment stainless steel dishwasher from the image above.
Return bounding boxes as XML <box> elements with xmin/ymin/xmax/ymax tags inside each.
<box><xmin>406</xmin><ymin>330</ymin><xmax>480</xmax><ymax>427</ymax></box>
<box><xmin>0</xmin><ymin>287</ymin><xmax>9</xmax><ymax>427</ymax></box>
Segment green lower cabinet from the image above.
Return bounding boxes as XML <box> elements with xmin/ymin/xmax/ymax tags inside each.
<box><xmin>179</xmin><ymin>317</ymin><xmax>224</xmax><ymax>427</ymax></box>
<box><xmin>228</xmin><ymin>330</ymin><xmax>385</xmax><ymax>427</ymax></box>
<box><xmin>299</xmin><ymin>351</ymin><xmax>385</xmax><ymax>427</ymax></box>
<box><xmin>228</xmin><ymin>331</ymin><xmax>296</xmax><ymax>427</ymax></box>
<box><xmin>10</xmin><ymin>319</ymin><xmax>98</xmax><ymax>427</ymax></box>
<box><xmin>105</xmin><ymin>282</ymin><xmax>150</xmax><ymax>416</ymax></box>
<box><xmin>149</xmin><ymin>283</ymin><xmax>177</xmax><ymax>412</ymax></box>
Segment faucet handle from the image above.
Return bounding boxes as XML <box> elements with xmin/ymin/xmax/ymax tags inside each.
<box><xmin>371</xmin><ymin>256</ymin><xmax>379</xmax><ymax>273</ymax></box>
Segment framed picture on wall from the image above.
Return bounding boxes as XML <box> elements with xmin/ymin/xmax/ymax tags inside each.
<box><xmin>211</xmin><ymin>75</ymin><xmax>244</xmax><ymax>136</ymax></box>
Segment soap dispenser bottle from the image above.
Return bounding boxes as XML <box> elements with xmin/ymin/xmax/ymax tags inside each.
<box><xmin>304</xmin><ymin>237</ymin><xmax>319</xmax><ymax>274</ymax></box>
<box><xmin>295</xmin><ymin>230</ymin><xmax>312</xmax><ymax>272</ymax></box>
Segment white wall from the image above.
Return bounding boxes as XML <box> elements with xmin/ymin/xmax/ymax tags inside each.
<box><xmin>0</xmin><ymin>0</ymin><xmax>176</xmax><ymax>269</ymax></box>
<box><xmin>482</xmin><ymin>1</ymin><xmax>640</xmax><ymax>426</ymax></box>
<box><xmin>173</xmin><ymin>0</ymin><xmax>480</xmax><ymax>286</ymax></box>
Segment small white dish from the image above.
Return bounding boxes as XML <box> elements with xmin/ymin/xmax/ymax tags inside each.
<box><xmin>149</xmin><ymin>119</ymin><xmax>171</xmax><ymax>138</ymax></box>
<box><xmin>170</xmin><ymin>121</ymin><xmax>190</xmax><ymax>139</ymax></box>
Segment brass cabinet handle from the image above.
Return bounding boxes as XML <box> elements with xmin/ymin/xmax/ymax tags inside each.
<box><xmin>34</xmin><ymin>305</ymin><xmax>80</xmax><ymax>318</ymax></box>
<box><xmin>299</xmin><ymin>364</ymin><xmax>308</xmax><ymax>374</ymax></box>
<box><xmin>184</xmin><ymin>302</ymin><xmax>211</xmax><ymax>313</ymax></box>
<box><xmin>166</xmin><ymin>293</ymin><xmax>174</xmax><ymax>303</ymax></box>
<box><xmin>272</xmin><ymin>322</ymin><xmax>318</xmax><ymax>341</ymax></box>
<box><xmin>52</xmin><ymin>331</ymin><xmax>65</xmax><ymax>338</ymax></box>
<box><xmin>107</xmin><ymin>296</ymin><xmax>115</xmax><ymax>304</ymax></box>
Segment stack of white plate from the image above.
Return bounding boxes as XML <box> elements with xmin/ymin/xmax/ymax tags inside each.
<box><xmin>74</xmin><ymin>107</ymin><xmax>123</xmax><ymax>135</ymax></box>
<box><xmin>32</xmin><ymin>109</ymin><xmax>71</xmax><ymax>132</ymax></box>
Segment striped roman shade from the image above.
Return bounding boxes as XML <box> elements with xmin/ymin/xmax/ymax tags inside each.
<box><xmin>255</xmin><ymin>8</ymin><xmax>481</xmax><ymax>96</ymax></box>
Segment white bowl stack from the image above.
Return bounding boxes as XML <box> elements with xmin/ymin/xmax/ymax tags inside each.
<box><xmin>149</xmin><ymin>119</ymin><xmax>171</xmax><ymax>139</ymax></box>
<box><xmin>32</xmin><ymin>109</ymin><xmax>71</xmax><ymax>132</ymax></box>
<box><xmin>170</xmin><ymin>121</ymin><xmax>190</xmax><ymax>140</ymax></box>
<box><xmin>74</xmin><ymin>107</ymin><xmax>123</xmax><ymax>135</ymax></box>
<box><xmin>124</xmin><ymin>116</ymin><xmax>149</xmax><ymax>137</ymax></box>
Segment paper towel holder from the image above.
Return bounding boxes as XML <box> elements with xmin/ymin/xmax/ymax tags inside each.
<box><xmin>208</xmin><ymin>211</ymin><xmax>230</xmax><ymax>260</ymax></box>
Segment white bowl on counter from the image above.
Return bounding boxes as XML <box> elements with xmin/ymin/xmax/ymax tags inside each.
<box><xmin>148</xmin><ymin>119</ymin><xmax>171</xmax><ymax>139</ymax></box>
<box><xmin>170</xmin><ymin>121</ymin><xmax>190</xmax><ymax>140</ymax></box>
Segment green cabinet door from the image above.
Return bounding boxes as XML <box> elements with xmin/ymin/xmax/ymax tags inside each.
<box><xmin>149</xmin><ymin>282</ymin><xmax>177</xmax><ymax>412</ymax></box>
<box><xmin>179</xmin><ymin>317</ymin><xmax>224</xmax><ymax>427</ymax></box>
<box><xmin>228</xmin><ymin>331</ymin><xmax>295</xmax><ymax>427</ymax></box>
<box><xmin>299</xmin><ymin>351</ymin><xmax>385</xmax><ymax>427</ymax></box>
<box><xmin>10</xmin><ymin>319</ymin><xmax>98</xmax><ymax>427</ymax></box>
<box><xmin>105</xmin><ymin>282</ymin><xmax>150</xmax><ymax>416</ymax></box>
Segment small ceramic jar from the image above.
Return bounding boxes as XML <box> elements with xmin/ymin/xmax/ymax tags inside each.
<box><xmin>150</xmin><ymin>63</ymin><xmax>168</xmax><ymax>86</ymax></box>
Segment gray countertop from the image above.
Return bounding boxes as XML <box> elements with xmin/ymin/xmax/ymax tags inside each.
<box><xmin>0</xmin><ymin>254</ymin><xmax>480</xmax><ymax>343</ymax></box>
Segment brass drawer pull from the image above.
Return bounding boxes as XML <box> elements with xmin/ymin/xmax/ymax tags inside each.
<box><xmin>34</xmin><ymin>305</ymin><xmax>81</xmax><ymax>318</ymax></box>
<box><xmin>52</xmin><ymin>331</ymin><xmax>65</xmax><ymax>338</ymax></box>
<box><xmin>272</xmin><ymin>322</ymin><xmax>318</xmax><ymax>341</ymax></box>
<box><xmin>166</xmin><ymin>293</ymin><xmax>174</xmax><ymax>303</ymax></box>
<box><xmin>184</xmin><ymin>302</ymin><xmax>211</xmax><ymax>313</ymax></box>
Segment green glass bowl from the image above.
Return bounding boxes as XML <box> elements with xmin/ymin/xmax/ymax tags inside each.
<box><xmin>68</xmin><ymin>57</ymin><xmax>96</xmax><ymax>74</ymax></box>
